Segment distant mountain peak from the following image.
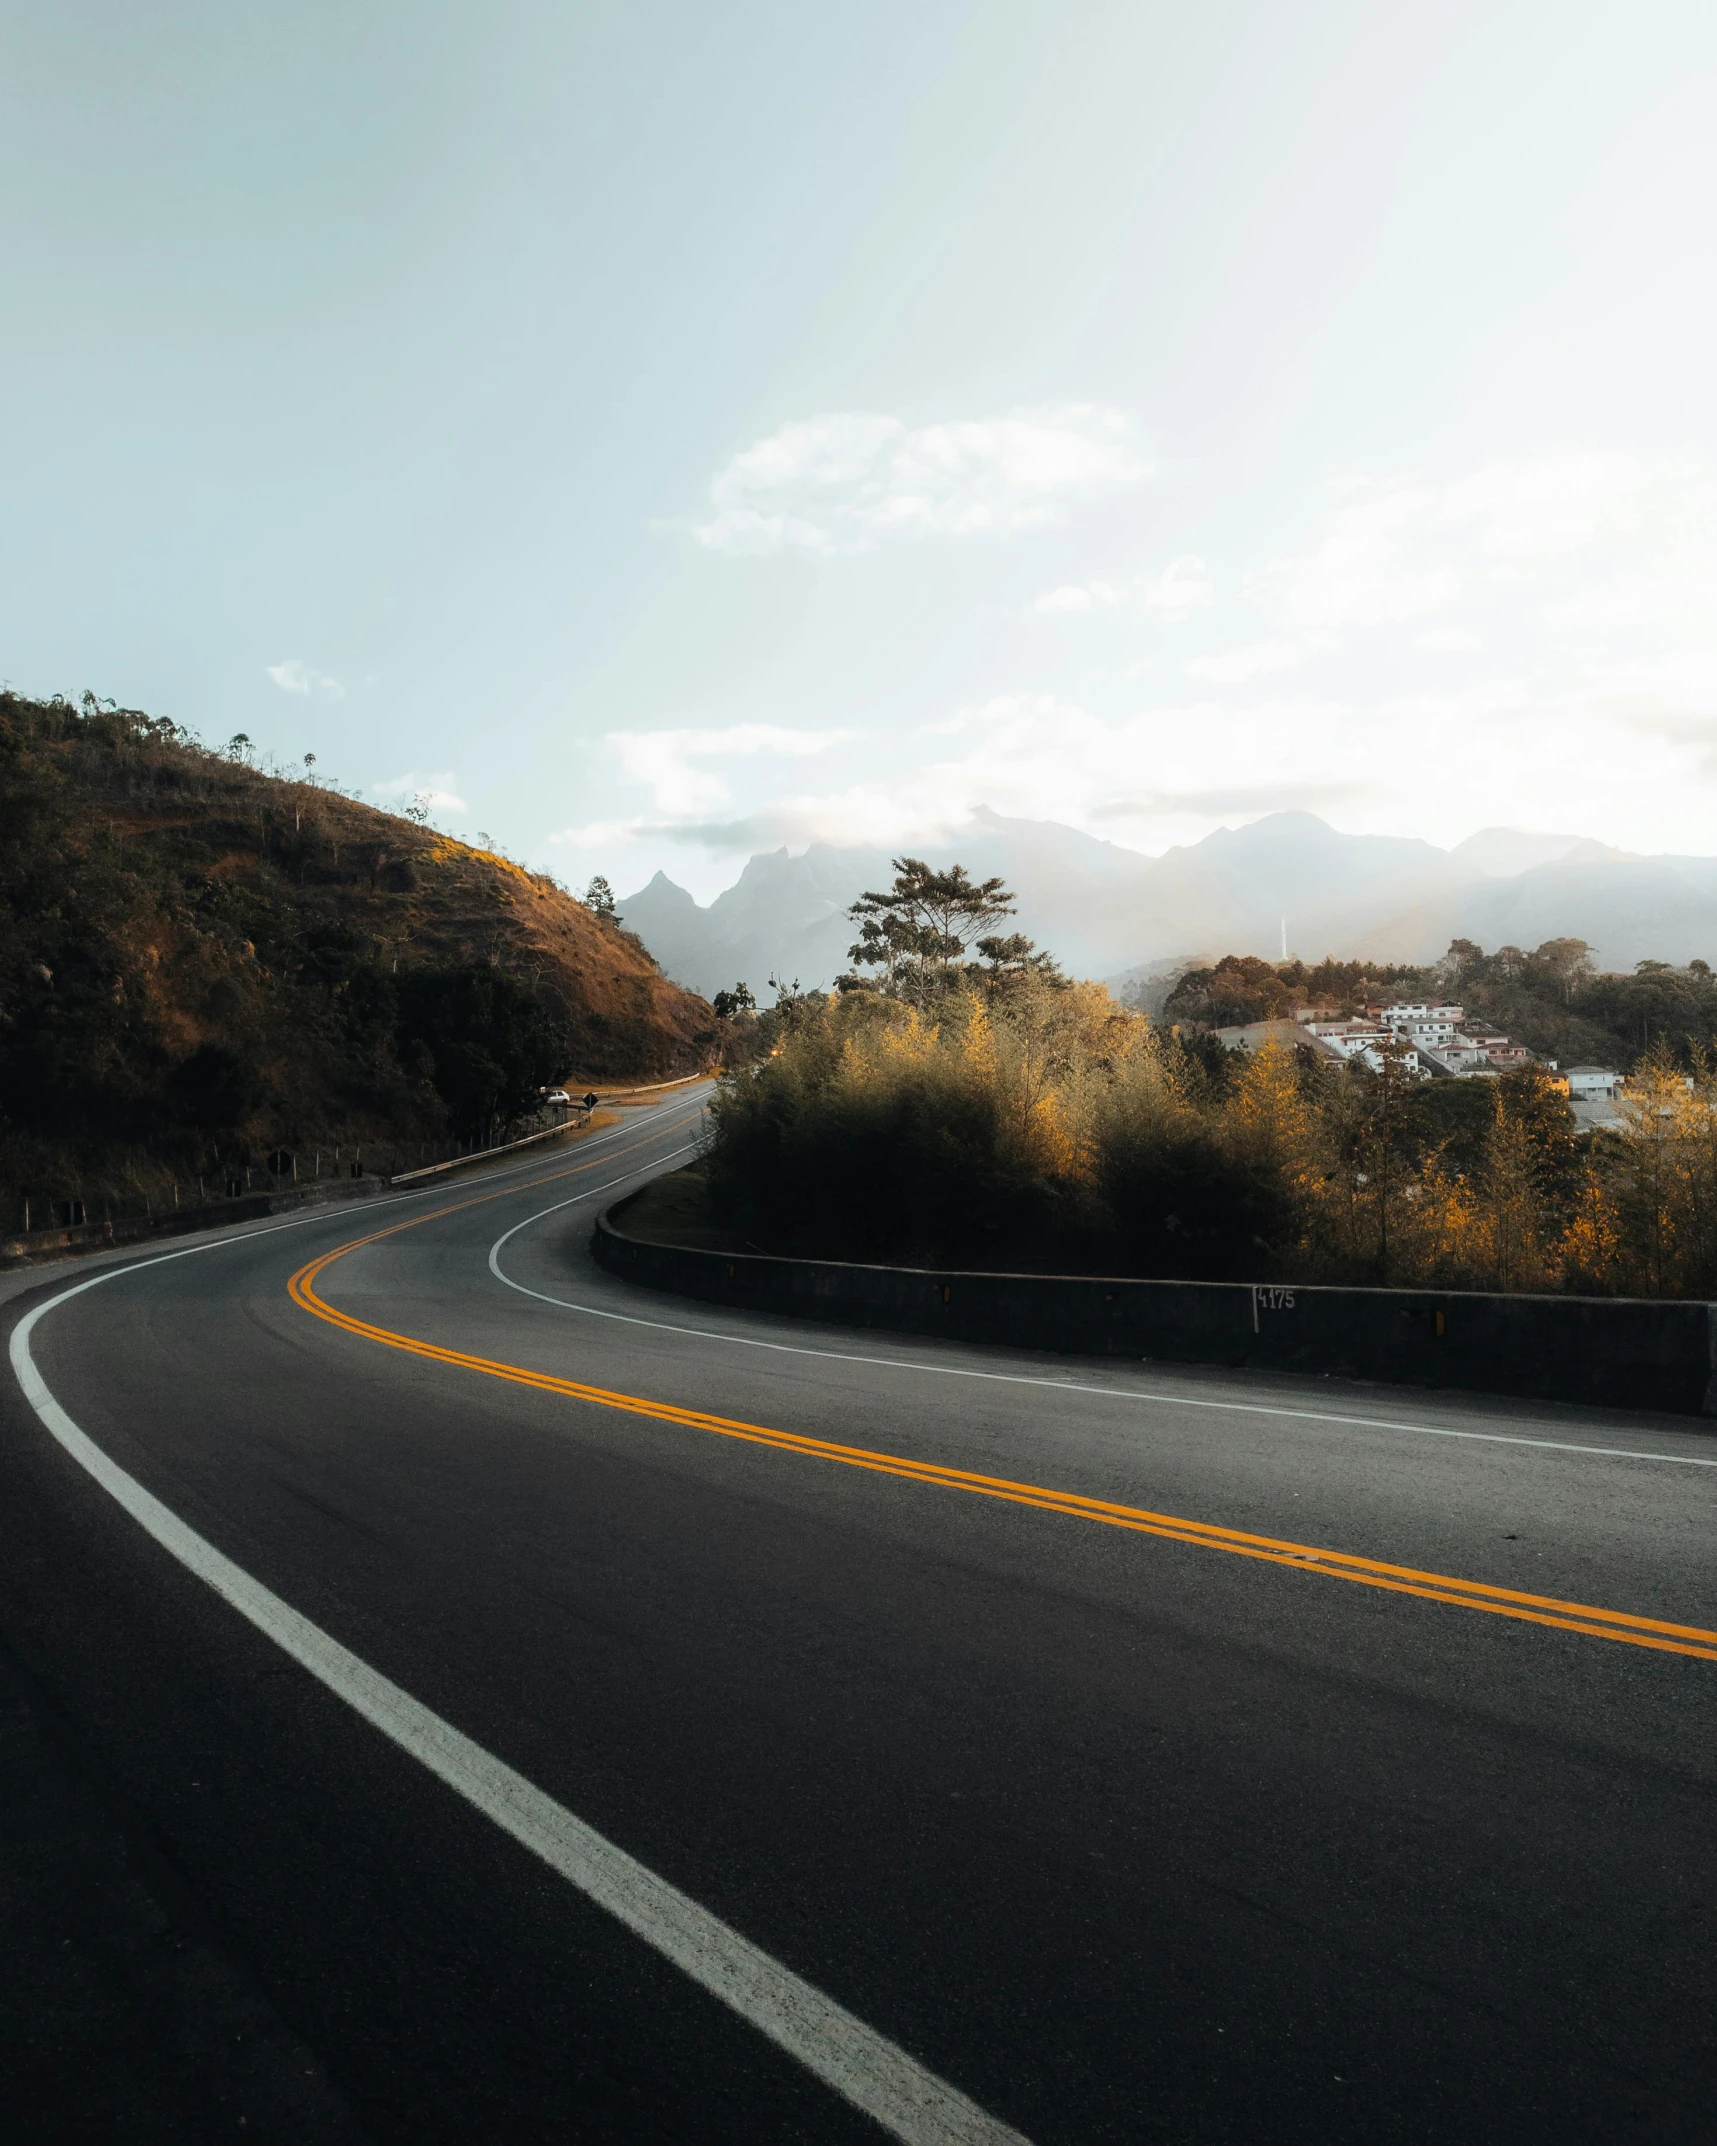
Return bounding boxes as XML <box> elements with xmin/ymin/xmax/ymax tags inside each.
<box><xmin>627</xmin><ymin>869</ymin><xmax>701</xmax><ymax>913</ymax></box>
<box><xmin>1450</xmin><ymin>826</ymin><xmax>1593</xmax><ymax>877</ymax></box>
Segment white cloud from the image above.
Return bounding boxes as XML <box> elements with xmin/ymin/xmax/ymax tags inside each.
<box><xmin>266</xmin><ymin>658</ymin><xmax>344</xmax><ymax>698</ymax></box>
<box><xmin>1272</xmin><ymin>489</ymin><xmax>1459</xmax><ymax>629</ymax></box>
<box><xmin>1147</xmin><ymin>556</ymin><xmax>1215</xmax><ymax>613</ymax></box>
<box><xmin>719</xmin><ymin>673</ymin><xmax>1662</xmax><ymax>864</ymax></box>
<box><xmin>1033</xmin><ymin>583</ymin><xmax>1098</xmax><ymax>614</ymax></box>
<box><xmin>1269</xmin><ymin>453</ymin><xmax>1710</xmax><ymax>636</ymax></box>
<box><xmin>1030</xmin><ymin>554</ymin><xmax>1212</xmax><ymax>617</ymax></box>
<box><xmin>607</xmin><ymin>723</ymin><xmax>847</xmax><ymax>817</ymax></box>
<box><xmin>548</xmin><ymin>654</ymin><xmax>1717</xmax><ymax>892</ymax></box>
<box><xmin>1543</xmin><ymin>553</ymin><xmax>1717</xmax><ymax>629</ymax></box>
<box><xmin>692</xmin><ymin>406</ymin><xmax>1146</xmax><ymax>554</ymax></box>
<box><xmin>546</xmin><ymin>817</ymin><xmax>648</xmax><ymax>850</ymax></box>
<box><xmin>568</xmin><ymin>448</ymin><xmax>1717</xmax><ymax>891</ymax></box>
<box><xmin>1588</xmin><ymin>647</ymin><xmax>1717</xmax><ymax>705</ymax></box>
<box><xmin>372</xmin><ymin>771</ymin><xmax>468</xmax><ymax>814</ymax></box>
<box><xmin>639</xmin><ymin>692</ymin><xmax>1378</xmax><ymax>860</ymax></box>
<box><xmin>1439</xmin><ymin>451</ymin><xmax>1661</xmax><ymax>558</ymax></box>
<box><xmin>1184</xmin><ymin>639</ymin><xmax>1313</xmax><ymax>684</ymax></box>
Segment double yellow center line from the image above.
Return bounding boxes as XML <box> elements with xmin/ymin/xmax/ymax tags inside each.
<box><xmin>289</xmin><ymin>1157</ymin><xmax>1717</xmax><ymax>1667</ymax></box>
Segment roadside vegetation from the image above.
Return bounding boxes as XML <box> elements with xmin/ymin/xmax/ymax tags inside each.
<box><xmin>697</xmin><ymin>860</ymin><xmax>1717</xmax><ymax>1297</ymax></box>
<box><xmin>0</xmin><ymin>691</ymin><xmax>714</xmax><ymax>1225</ymax></box>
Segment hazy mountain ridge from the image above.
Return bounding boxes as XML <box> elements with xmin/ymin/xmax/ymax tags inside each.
<box><xmin>622</xmin><ymin>811</ymin><xmax>1717</xmax><ymax>995</ymax></box>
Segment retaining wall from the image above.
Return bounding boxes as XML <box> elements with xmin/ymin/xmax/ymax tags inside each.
<box><xmin>593</xmin><ymin>1203</ymin><xmax>1717</xmax><ymax>1418</ymax></box>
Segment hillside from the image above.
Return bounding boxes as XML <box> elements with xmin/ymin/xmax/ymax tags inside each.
<box><xmin>0</xmin><ymin>692</ymin><xmax>715</xmax><ymax>1216</ymax></box>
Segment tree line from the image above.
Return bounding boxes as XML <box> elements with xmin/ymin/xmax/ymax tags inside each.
<box><xmin>1163</xmin><ymin>937</ymin><xmax>1717</xmax><ymax>1070</ymax></box>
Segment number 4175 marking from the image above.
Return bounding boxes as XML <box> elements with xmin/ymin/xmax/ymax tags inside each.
<box><xmin>1251</xmin><ymin>1284</ymin><xmax>1296</xmax><ymax>1332</ymax></box>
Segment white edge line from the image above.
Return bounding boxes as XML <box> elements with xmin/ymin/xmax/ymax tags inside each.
<box><xmin>6</xmin><ymin>1113</ymin><xmax>1029</xmax><ymax>2146</ymax></box>
<box><xmin>488</xmin><ymin>1196</ymin><xmax>1717</xmax><ymax>1472</ymax></box>
<box><xmin>3</xmin><ymin>1103</ymin><xmax>686</xmax><ymax>1293</ymax></box>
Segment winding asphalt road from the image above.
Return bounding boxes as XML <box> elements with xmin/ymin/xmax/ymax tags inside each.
<box><xmin>4</xmin><ymin>1088</ymin><xmax>1716</xmax><ymax>2142</ymax></box>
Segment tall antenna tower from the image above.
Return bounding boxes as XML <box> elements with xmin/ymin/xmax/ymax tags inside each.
<box><xmin>1280</xmin><ymin>916</ymin><xmax>1288</xmax><ymax>960</ymax></box>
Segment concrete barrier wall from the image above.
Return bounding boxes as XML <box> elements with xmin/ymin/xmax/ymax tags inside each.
<box><xmin>593</xmin><ymin>1203</ymin><xmax>1717</xmax><ymax>1418</ymax></box>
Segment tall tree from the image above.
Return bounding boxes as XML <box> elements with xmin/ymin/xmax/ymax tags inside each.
<box><xmin>974</xmin><ymin>932</ymin><xmax>1062</xmax><ymax>983</ymax></box>
<box><xmin>847</xmin><ymin>858</ymin><xmax>1016</xmax><ymax>992</ymax></box>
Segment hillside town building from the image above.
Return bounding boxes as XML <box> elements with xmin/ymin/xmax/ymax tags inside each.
<box><xmin>1216</xmin><ymin>1001</ymin><xmax>1619</xmax><ymax>1095</ymax></box>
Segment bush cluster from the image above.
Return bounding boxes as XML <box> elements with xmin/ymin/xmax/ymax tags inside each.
<box><xmin>704</xmin><ymin>981</ymin><xmax>1717</xmax><ymax>1296</ymax></box>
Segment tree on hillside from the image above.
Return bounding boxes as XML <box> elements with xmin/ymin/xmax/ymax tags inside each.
<box><xmin>584</xmin><ymin>874</ymin><xmax>619</xmax><ymax>921</ymax></box>
<box><xmin>1431</xmin><ymin>935</ymin><xmax>1717</xmax><ymax>1066</ymax></box>
<box><xmin>1163</xmin><ymin>955</ymin><xmax>1295</xmax><ymax>1028</ymax></box>
<box><xmin>712</xmin><ymin>981</ymin><xmax>756</xmax><ymax>1020</ymax></box>
<box><xmin>1436</xmin><ymin>938</ymin><xmax>1485</xmax><ymax>989</ymax></box>
<box><xmin>974</xmin><ymin>932</ymin><xmax>1063</xmax><ymax>984</ymax></box>
<box><xmin>1526</xmin><ymin>938</ymin><xmax>1596</xmax><ymax>1002</ymax></box>
<box><xmin>1577</xmin><ymin>961</ymin><xmax>1717</xmax><ymax>1056</ymax></box>
<box><xmin>845</xmin><ymin>909</ymin><xmax>941</xmax><ymax>991</ymax></box>
<box><xmin>1164</xmin><ymin>954</ymin><xmax>1433</xmax><ymax>1029</ymax></box>
<box><xmin>394</xmin><ymin>966</ymin><xmax>573</xmax><ymax>1142</ymax></box>
<box><xmin>847</xmin><ymin>858</ymin><xmax>1016</xmax><ymax>994</ymax></box>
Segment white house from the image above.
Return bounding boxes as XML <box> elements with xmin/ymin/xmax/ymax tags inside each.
<box><xmin>1317</xmin><ymin>1026</ymin><xmax>1422</xmax><ymax>1074</ymax></box>
<box><xmin>1213</xmin><ymin>1020</ymin><xmax>1423</xmax><ymax>1074</ymax></box>
<box><xmin>1417</xmin><ymin>1042</ymin><xmax>1495</xmax><ymax>1076</ymax></box>
<box><xmin>1379</xmin><ymin>1002</ymin><xmax>1464</xmax><ymax>1048</ymax></box>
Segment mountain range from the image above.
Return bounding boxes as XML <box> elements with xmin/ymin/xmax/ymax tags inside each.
<box><xmin>620</xmin><ymin>809</ymin><xmax>1717</xmax><ymax>997</ymax></box>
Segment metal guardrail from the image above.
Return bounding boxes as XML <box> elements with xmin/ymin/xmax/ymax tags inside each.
<box><xmin>599</xmin><ymin>1072</ymin><xmax>711</xmax><ymax>1097</ymax></box>
<box><xmin>388</xmin><ymin>1111</ymin><xmax>592</xmax><ymax>1185</ymax></box>
<box><xmin>388</xmin><ymin>1073</ymin><xmax>710</xmax><ymax>1184</ymax></box>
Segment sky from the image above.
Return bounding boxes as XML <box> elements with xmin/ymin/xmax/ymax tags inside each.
<box><xmin>5</xmin><ymin>0</ymin><xmax>1717</xmax><ymax>900</ymax></box>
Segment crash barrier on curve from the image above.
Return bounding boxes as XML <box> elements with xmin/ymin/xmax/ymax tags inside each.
<box><xmin>592</xmin><ymin>1198</ymin><xmax>1717</xmax><ymax>1418</ymax></box>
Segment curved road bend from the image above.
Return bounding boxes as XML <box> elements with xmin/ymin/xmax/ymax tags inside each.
<box><xmin>4</xmin><ymin>1086</ymin><xmax>1717</xmax><ymax>2143</ymax></box>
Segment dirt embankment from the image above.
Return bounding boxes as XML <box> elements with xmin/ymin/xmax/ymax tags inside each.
<box><xmin>0</xmin><ymin>693</ymin><xmax>716</xmax><ymax>1209</ymax></box>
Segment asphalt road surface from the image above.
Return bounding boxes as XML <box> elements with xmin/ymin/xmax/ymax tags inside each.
<box><xmin>4</xmin><ymin>1088</ymin><xmax>1716</xmax><ymax>2143</ymax></box>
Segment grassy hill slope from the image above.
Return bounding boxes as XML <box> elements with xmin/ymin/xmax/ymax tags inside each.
<box><xmin>0</xmin><ymin>692</ymin><xmax>715</xmax><ymax>1215</ymax></box>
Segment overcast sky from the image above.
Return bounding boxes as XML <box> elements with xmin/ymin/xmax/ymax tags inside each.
<box><xmin>6</xmin><ymin>1</ymin><xmax>1717</xmax><ymax>897</ymax></box>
